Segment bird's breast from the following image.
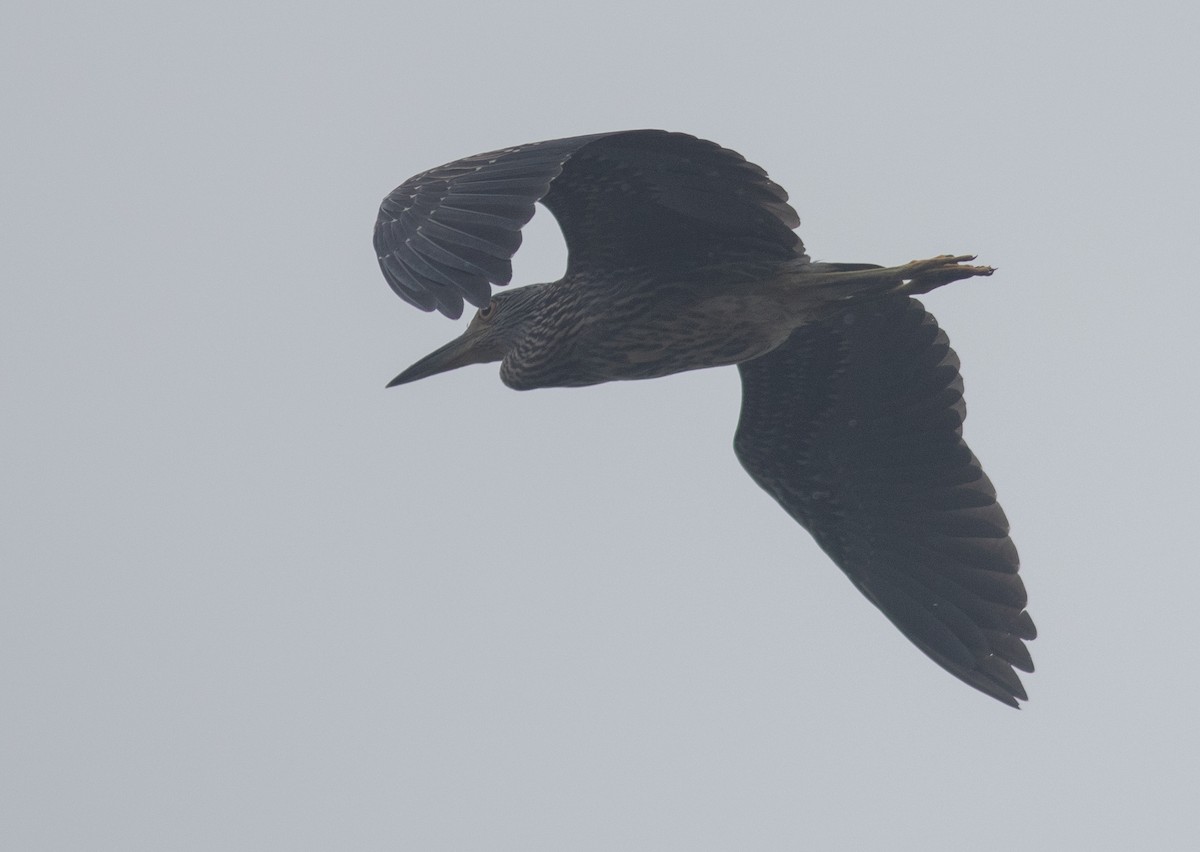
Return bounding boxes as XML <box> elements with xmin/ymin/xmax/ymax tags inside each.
<box><xmin>500</xmin><ymin>272</ymin><xmax>811</xmax><ymax>390</ymax></box>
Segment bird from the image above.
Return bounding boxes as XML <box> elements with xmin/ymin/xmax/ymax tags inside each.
<box><xmin>373</xmin><ymin>130</ymin><xmax>1034</xmax><ymax>707</ymax></box>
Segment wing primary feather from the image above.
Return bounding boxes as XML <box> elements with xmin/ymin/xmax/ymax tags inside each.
<box><xmin>375</xmin><ymin>130</ymin><xmax>806</xmax><ymax>315</ymax></box>
<box><xmin>734</xmin><ymin>296</ymin><xmax>1033</xmax><ymax>705</ymax></box>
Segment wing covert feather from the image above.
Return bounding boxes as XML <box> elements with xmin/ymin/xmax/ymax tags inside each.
<box><xmin>374</xmin><ymin>130</ymin><xmax>804</xmax><ymax>317</ymax></box>
<box><xmin>734</xmin><ymin>296</ymin><xmax>1033</xmax><ymax>706</ymax></box>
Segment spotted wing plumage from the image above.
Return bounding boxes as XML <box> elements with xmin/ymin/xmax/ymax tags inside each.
<box><xmin>374</xmin><ymin>130</ymin><xmax>804</xmax><ymax>318</ymax></box>
<box><xmin>734</xmin><ymin>296</ymin><xmax>1034</xmax><ymax>707</ymax></box>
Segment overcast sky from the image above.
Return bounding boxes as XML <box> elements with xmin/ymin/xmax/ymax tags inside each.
<box><xmin>4</xmin><ymin>1</ymin><xmax>1199</xmax><ymax>849</ymax></box>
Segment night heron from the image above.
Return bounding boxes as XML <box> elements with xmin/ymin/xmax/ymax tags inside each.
<box><xmin>374</xmin><ymin>130</ymin><xmax>1034</xmax><ymax>707</ymax></box>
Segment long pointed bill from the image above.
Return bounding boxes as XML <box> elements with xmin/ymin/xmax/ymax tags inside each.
<box><xmin>386</xmin><ymin>328</ymin><xmax>494</xmax><ymax>388</ymax></box>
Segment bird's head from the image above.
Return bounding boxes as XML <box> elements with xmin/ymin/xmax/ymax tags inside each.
<box><xmin>387</xmin><ymin>286</ymin><xmax>545</xmax><ymax>387</ymax></box>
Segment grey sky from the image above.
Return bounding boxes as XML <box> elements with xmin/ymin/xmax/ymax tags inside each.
<box><xmin>4</xmin><ymin>1</ymin><xmax>1198</xmax><ymax>849</ymax></box>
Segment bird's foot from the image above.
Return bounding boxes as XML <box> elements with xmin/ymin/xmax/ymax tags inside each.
<box><xmin>799</xmin><ymin>254</ymin><xmax>995</xmax><ymax>304</ymax></box>
<box><xmin>899</xmin><ymin>254</ymin><xmax>994</xmax><ymax>295</ymax></box>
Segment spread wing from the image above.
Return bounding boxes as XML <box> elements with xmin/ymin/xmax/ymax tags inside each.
<box><xmin>734</xmin><ymin>296</ymin><xmax>1034</xmax><ymax>707</ymax></box>
<box><xmin>374</xmin><ymin>130</ymin><xmax>805</xmax><ymax>318</ymax></box>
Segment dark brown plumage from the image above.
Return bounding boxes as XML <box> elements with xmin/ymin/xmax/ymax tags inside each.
<box><xmin>374</xmin><ymin>130</ymin><xmax>1034</xmax><ymax>706</ymax></box>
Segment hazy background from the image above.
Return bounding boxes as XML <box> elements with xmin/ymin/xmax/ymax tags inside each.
<box><xmin>4</xmin><ymin>1</ymin><xmax>1198</xmax><ymax>848</ymax></box>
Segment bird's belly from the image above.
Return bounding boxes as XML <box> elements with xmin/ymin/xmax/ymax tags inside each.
<box><xmin>591</xmin><ymin>316</ymin><xmax>780</xmax><ymax>378</ymax></box>
<box><xmin>502</xmin><ymin>288</ymin><xmax>801</xmax><ymax>389</ymax></box>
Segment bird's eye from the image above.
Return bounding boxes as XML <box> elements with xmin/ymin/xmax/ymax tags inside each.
<box><xmin>479</xmin><ymin>300</ymin><xmax>497</xmax><ymax>321</ymax></box>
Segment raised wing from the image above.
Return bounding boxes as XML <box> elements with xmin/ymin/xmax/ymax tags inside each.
<box><xmin>374</xmin><ymin>130</ymin><xmax>804</xmax><ymax>318</ymax></box>
<box><xmin>734</xmin><ymin>296</ymin><xmax>1034</xmax><ymax>706</ymax></box>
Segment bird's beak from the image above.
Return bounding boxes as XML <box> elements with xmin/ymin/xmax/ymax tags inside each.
<box><xmin>387</xmin><ymin>327</ymin><xmax>496</xmax><ymax>388</ymax></box>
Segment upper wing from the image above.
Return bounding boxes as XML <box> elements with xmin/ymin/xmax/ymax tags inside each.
<box><xmin>374</xmin><ymin>130</ymin><xmax>804</xmax><ymax>318</ymax></box>
<box><xmin>734</xmin><ymin>296</ymin><xmax>1034</xmax><ymax>707</ymax></box>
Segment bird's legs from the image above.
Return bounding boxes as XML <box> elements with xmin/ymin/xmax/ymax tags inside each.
<box><xmin>895</xmin><ymin>254</ymin><xmax>995</xmax><ymax>295</ymax></box>
<box><xmin>800</xmin><ymin>254</ymin><xmax>994</xmax><ymax>301</ymax></box>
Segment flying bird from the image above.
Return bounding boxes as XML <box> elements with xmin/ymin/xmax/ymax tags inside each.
<box><xmin>374</xmin><ymin>130</ymin><xmax>1034</xmax><ymax>706</ymax></box>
